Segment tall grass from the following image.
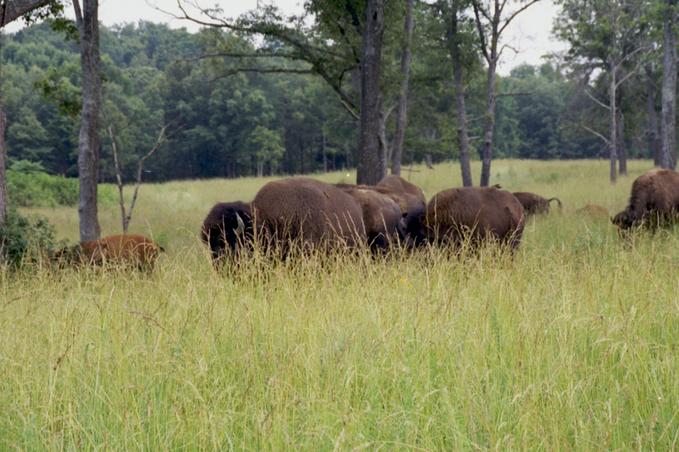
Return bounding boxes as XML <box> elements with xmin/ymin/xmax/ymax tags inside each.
<box><xmin>2</xmin><ymin>160</ymin><xmax>678</xmax><ymax>450</ymax></box>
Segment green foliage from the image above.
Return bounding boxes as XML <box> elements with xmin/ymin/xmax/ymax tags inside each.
<box><xmin>0</xmin><ymin>209</ymin><xmax>56</xmax><ymax>267</ymax></box>
<box><xmin>6</xmin><ymin>160</ymin><xmax>116</xmax><ymax>208</ymax></box>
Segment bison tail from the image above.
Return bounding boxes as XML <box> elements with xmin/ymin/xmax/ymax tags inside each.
<box><xmin>548</xmin><ymin>197</ymin><xmax>563</xmax><ymax>209</ymax></box>
<box><xmin>158</xmin><ymin>245</ymin><xmax>166</xmax><ymax>252</ymax></box>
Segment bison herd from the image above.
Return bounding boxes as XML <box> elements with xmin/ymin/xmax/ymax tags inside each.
<box><xmin>201</xmin><ymin>175</ymin><xmax>530</xmax><ymax>265</ymax></box>
<box><xmin>50</xmin><ymin>168</ymin><xmax>679</xmax><ymax>270</ymax></box>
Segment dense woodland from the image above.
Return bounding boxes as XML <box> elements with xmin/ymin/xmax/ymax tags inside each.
<box><xmin>1</xmin><ymin>17</ymin><xmax>637</xmax><ymax>183</ymax></box>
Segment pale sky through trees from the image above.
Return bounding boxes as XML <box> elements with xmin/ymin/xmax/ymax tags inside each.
<box><xmin>4</xmin><ymin>0</ymin><xmax>567</xmax><ymax>74</ymax></box>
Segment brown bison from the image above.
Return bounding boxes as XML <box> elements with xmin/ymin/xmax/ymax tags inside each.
<box><xmin>376</xmin><ymin>175</ymin><xmax>428</xmax><ymax>245</ymax></box>
<box><xmin>201</xmin><ymin>201</ymin><xmax>253</xmax><ymax>265</ymax></box>
<box><xmin>56</xmin><ymin>234</ymin><xmax>164</xmax><ymax>269</ymax></box>
<box><xmin>427</xmin><ymin>186</ymin><xmax>525</xmax><ymax>251</ymax></box>
<box><xmin>612</xmin><ymin>169</ymin><xmax>679</xmax><ymax>230</ymax></box>
<box><xmin>512</xmin><ymin>191</ymin><xmax>562</xmax><ymax>215</ymax></box>
<box><xmin>337</xmin><ymin>185</ymin><xmax>406</xmax><ymax>252</ymax></box>
<box><xmin>252</xmin><ymin>177</ymin><xmax>366</xmax><ymax>254</ymax></box>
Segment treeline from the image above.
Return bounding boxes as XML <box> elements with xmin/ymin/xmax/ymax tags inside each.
<box><xmin>0</xmin><ymin>20</ymin><xmax>653</xmax><ymax>182</ymax></box>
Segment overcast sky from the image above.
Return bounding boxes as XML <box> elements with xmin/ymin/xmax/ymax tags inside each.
<box><xmin>5</xmin><ymin>0</ymin><xmax>567</xmax><ymax>74</ymax></box>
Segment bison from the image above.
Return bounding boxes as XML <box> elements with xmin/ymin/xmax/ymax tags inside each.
<box><xmin>55</xmin><ymin>234</ymin><xmax>164</xmax><ymax>270</ymax></box>
<box><xmin>612</xmin><ymin>169</ymin><xmax>679</xmax><ymax>230</ymax></box>
<box><xmin>252</xmin><ymin>177</ymin><xmax>366</xmax><ymax>255</ymax></box>
<box><xmin>337</xmin><ymin>185</ymin><xmax>406</xmax><ymax>252</ymax></box>
<box><xmin>426</xmin><ymin>186</ymin><xmax>525</xmax><ymax>251</ymax></box>
<box><xmin>201</xmin><ymin>201</ymin><xmax>253</xmax><ymax>266</ymax></box>
<box><xmin>376</xmin><ymin>175</ymin><xmax>428</xmax><ymax>245</ymax></box>
<box><xmin>512</xmin><ymin>191</ymin><xmax>562</xmax><ymax>215</ymax></box>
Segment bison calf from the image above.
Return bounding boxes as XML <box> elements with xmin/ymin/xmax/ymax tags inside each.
<box><xmin>427</xmin><ymin>186</ymin><xmax>525</xmax><ymax>251</ymax></box>
<box><xmin>201</xmin><ymin>201</ymin><xmax>253</xmax><ymax>266</ymax></box>
<box><xmin>512</xmin><ymin>191</ymin><xmax>562</xmax><ymax>215</ymax></box>
<box><xmin>612</xmin><ymin>169</ymin><xmax>679</xmax><ymax>230</ymax></box>
<box><xmin>56</xmin><ymin>234</ymin><xmax>164</xmax><ymax>270</ymax></box>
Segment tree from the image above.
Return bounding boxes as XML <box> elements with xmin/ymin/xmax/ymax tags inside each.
<box><xmin>357</xmin><ymin>0</ymin><xmax>387</xmax><ymax>185</ymax></box>
<box><xmin>660</xmin><ymin>0</ymin><xmax>677</xmax><ymax>169</ymax></box>
<box><xmin>442</xmin><ymin>0</ymin><xmax>477</xmax><ymax>186</ymax></box>
<box><xmin>555</xmin><ymin>0</ymin><xmax>649</xmax><ymax>183</ymax></box>
<box><xmin>390</xmin><ymin>0</ymin><xmax>414</xmax><ymax>176</ymax></box>
<box><xmin>471</xmin><ymin>0</ymin><xmax>539</xmax><ymax>186</ymax></box>
<box><xmin>73</xmin><ymin>0</ymin><xmax>101</xmax><ymax>240</ymax></box>
<box><xmin>0</xmin><ymin>0</ymin><xmax>55</xmax><ymax>227</ymax></box>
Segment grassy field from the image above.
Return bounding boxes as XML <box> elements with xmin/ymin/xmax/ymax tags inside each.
<box><xmin>1</xmin><ymin>159</ymin><xmax>678</xmax><ymax>450</ymax></box>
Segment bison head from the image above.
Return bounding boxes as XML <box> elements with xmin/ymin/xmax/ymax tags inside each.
<box><xmin>611</xmin><ymin>209</ymin><xmax>635</xmax><ymax>229</ymax></box>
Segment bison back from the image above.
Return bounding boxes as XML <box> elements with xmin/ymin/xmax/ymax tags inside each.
<box><xmin>427</xmin><ymin>187</ymin><xmax>524</xmax><ymax>248</ymax></box>
<box><xmin>253</xmin><ymin>177</ymin><xmax>365</xmax><ymax>250</ymax></box>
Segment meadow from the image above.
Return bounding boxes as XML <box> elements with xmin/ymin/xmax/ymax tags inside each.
<box><xmin>1</xmin><ymin>159</ymin><xmax>678</xmax><ymax>450</ymax></box>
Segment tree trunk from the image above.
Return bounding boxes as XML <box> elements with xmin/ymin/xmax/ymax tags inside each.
<box><xmin>479</xmin><ymin>59</ymin><xmax>497</xmax><ymax>187</ymax></box>
<box><xmin>609</xmin><ymin>63</ymin><xmax>618</xmax><ymax>184</ymax></box>
<box><xmin>618</xmin><ymin>110</ymin><xmax>627</xmax><ymax>176</ymax></box>
<box><xmin>0</xmin><ymin>98</ymin><xmax>7</xmax><ymax>226</ymax></box>
<box><xmin>449</xmin><ymin>7</ymin><xmax>473</xmax><ymax>187</ymax></box>
<box><xmin>647</xmin><ymin>69</ymin><xmax>662</xmax><ymax>166</ymax></box>
<box><xmin>356</xmin><ymin>0</ymin><xmax>386</xmax><ymax>186</ymax></box>
<box><xmin>76</xmin><ymin>0</ymin><xmax>102</xmax><ymax>241</ymax></box>
<box><xmin>390</xmin><ymin>0</ymin><xmax>414</xmax><ymax>176</ymax></box>
<box><xmin>661</xmin><ymin>0</ymin><xmax>677</xmax><ymax>169</ymax></box>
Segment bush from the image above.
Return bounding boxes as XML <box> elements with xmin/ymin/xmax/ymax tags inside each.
<box><xmin>6</xmin><ymin>160</ymin><xmax>116</xmax><ymax>207</ymax></box>
<box><xmin>0</xmin><ymin>209</ymin><xmax>56</xmax><ymax>266</ymax></box>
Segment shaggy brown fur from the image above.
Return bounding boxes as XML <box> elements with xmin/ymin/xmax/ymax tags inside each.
<box><xmin>376</xmin><ymin>175</ymin><xmax>427</xmax><ymax>214</ymax></box>
<box><xmin>338</xmin><ymin>186</ymin><xmax>405</xmax><ymax>251</ymax></box>
<box><xmin>427</xmin><ymin>186</ymin><xmax>525</xmax><ymax>250</ymax></box>
<box><xmin>612</xmin><ymin>169</ymin><xmax>679</xmax><ymax>229</ymax></box>
<box><xmin>377</xmin><ymin>176</ymin><xmax>428</xmax><ymax>246</ymax></box>
<box><xmin>512</xmin><ymin>191</ymin><xmax>562</xmax><ymax>215</ymax></box>
<box><xmin>576</xmin><ymin>204</ymin><xmax>609</xmax><ymax>218</ymax></box>
<box><xmin>56</xmin><ymin>234</ymin><xmax>164</xmax><ymax>269</ymax></box>
<box><xmin>200</xmin><ymin>201</ymin><xmax>253</xmax><ymax>265</ymax></box>
<box><xmin>253</xmin><ymin>177</ymin><xmax>366</xmax><ymax>253</ymax></box>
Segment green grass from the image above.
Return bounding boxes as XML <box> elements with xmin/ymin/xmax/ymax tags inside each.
<box><xmin>1</xmin><ymin>159</ymin><xmax>678</xmax><ymax>450</ymax></box>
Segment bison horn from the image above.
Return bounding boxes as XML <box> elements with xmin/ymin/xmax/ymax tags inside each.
<box><xmin>235</xmin><ymin>212</ymin><xmax>245</xmax><ymax>234</ymax></box>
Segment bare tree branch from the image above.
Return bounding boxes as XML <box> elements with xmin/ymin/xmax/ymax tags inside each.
<box><xmin>107</xmin><ymin>123</ymin><xmax>168</xmax><ymax>233</ymax></box>
<box><xmin>207</xmin><ymin>67</ymin><xmax>314</xmax><ymax>83</ymax></box>
<box><xmin>497</xmin><ymin>0</ymin><xmax>541</xmax><ymax>36</ymax></box>
<box><xmin>471</xmin><ymin>1</ymin><xmax>491</xmax><ymax>63</ymax></box>
<box><xmin>584</xmin><ymin>89</ymin><xmax>610</xmax><ymax>110</ymax></box>
<box><xmin>72</xmin><ymin>0</ymin><xmax>82</xmax><ymax>27</ymax></box>
<box><xmin>581</xmin><ymin>124</ymin><xmax>611</xmax><ymax>145</ymax></box>
<box><xmin>0</xmin><ymin>0</ymin><xmax>52</xmax><ymax>27</ymax></box>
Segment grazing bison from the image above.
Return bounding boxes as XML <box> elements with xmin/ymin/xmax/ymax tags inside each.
<box><xmin>376</xmin><ymin>175</ymin><xmax>428</xmax><ymax>245</ymax></box>
<box><xmin>612</xmin><ymin>169</ymin><xmax>679</xmax><ymax>230</ymax></box>
<box><xmin>338</xmin><ymin>185</ymin><xmax>406</xmax><ymax>252</ymax></box>
<box><xmin>427</xmin><ymin>186</ymin><xmax>525</xmax><ymax>251</ymax></box>
<box><xmin>512</xmin><ymin>191</ymin><xmax>562</xmax><ymax>215</ymax></box>
<box><xmin>577</xmin><ymin>204</ymin><xmax>609</xmax><ymax>219</ymax></box>
<box><xmin>56</xmin><ymin>234</ymin><xmax>164</xmax><ymax>269</ymax></box>
<box><xmin>201</xmin><ymin>201</ymin><xmax>253</xmax><ymax>266</ymax></box>
<box><xmin>253</xmin><ymin>177</ymin><xmax>366</xmax><ymax>254</ymax></box>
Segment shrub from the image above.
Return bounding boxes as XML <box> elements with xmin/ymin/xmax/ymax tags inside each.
<box><xmin>0</xmin><ymin>209</ymin><xmax>56</xmax><ymax>266</ymax></box>
<box><xmin>6</xmin><ymin>160</ymin><xmax>115</xmax><ymax>207</ymax></box>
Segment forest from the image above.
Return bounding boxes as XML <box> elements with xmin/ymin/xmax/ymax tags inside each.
<box><xmin>2</xmin><ymin>9</ymin><xmax>655</xmax><ymax>183</ymax></box>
